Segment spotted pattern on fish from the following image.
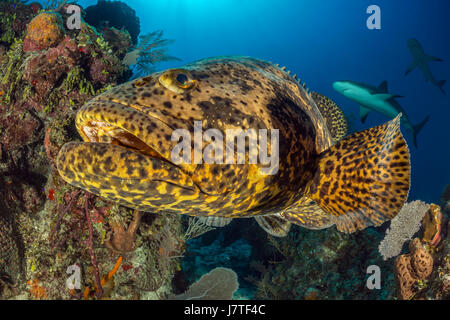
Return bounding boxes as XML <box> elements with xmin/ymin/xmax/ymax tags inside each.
<box><xmin>57</xmin><ymin>56</ymin><xmax>411</xmax><ymax>233</ymax></box>
<box><xmin>311</xmin><ymin>92</ymin><xmax>348</xmax><ymax>142</ymax></box>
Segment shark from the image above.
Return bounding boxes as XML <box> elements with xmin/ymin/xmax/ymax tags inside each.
<box><xmin>333</xmin><ymin>80</ymin><xmax>429</xmax><ymax>148</ymax></box>
<box><xmin>405</xmin><ymin>38</ymin><xmax>446</xmax><ymax>95</ymax></box>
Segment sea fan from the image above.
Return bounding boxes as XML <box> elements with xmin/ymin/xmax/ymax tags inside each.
<box><xmin>122</xmin><ymin>30</ymin><xmax>180</xmax><ymax>78</ymax></box>
<box><xmin>42</xmin><ymin>0</ymin><xmax>67</xmax><ymax>10</ymax></box>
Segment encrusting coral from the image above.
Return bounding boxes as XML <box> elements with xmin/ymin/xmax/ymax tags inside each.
<box><xmin>23</xmin><ymin>12</ymin><xmax>65</xmax><ymax>52</ymax></box>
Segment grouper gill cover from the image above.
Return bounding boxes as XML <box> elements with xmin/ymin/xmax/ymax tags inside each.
<box><xmin>56</xmin><ymin>56</ymin><xmax>411</xmax><ymax>234</ymax></box>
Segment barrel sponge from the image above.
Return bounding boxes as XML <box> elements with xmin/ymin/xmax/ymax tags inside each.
<box><xmin>394</xmin><ymin>238</ymin><xmax>433</xmax><ymax>300</ymax></box>
<box><xmin>24</xmin><ymin>12</ymin><xmax>65</xmax><ymax>52</ymax></box>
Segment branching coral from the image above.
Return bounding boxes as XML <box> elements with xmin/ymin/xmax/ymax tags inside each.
<box><xmin>183</xmin><ymin>217</ymin><xmax>216</xmax><ymax>242</ymax></box>
<box><xmin>122</xmin><ymin>30</ymin><xmax>181</xmax><ymax>78</ymax></box>
<box><xmin>105</xmin><ymin>210</ymin><xmax>141</xmax><ymax>253</ymax></box>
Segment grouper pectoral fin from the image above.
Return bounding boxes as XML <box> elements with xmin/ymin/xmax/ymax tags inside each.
<box><xmin>359</xmin><ymin>106</ymin><xmax>371</xmax><ymax>123</ymax></box>
<box><xmin>280</xmin><ymin>196</ymin><xmax>335</xmax><ymax>230</ymax></box>
<box><xmin>307</xmin><ymin>114</ymin><xmax>410</xmax><ymax>233</ymax></box>
<box><xmin>197</xmin><ymin>216</ymin><xmax>233</xmax><ymax>227</ymax></box>
<box><xmin>254</xmin><ymin>214</ymin><xmax>291</xmax><ymax>237</ymax></box>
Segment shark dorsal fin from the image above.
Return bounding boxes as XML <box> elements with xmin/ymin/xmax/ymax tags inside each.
<box><xmin>378</xmin><ymin>81</ymin><xmax>388</xmax><ymax>93</ymax></box>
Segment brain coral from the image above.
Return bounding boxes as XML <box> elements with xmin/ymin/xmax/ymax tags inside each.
<box><xmin>24</xmin><ymin>12</ymin><xmax>65</xmax><ymax>52</ymax></box>
<box><xmin>394</xmin><ymin>238</ymin><xmax>433</xmax><ymax>300</ymax></box>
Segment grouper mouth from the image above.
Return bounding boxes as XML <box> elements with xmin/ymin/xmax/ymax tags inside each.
<box><xmin>56</xmin><ymin>98</ymin><xmax>201</xmax><ymax>206</ymax></box>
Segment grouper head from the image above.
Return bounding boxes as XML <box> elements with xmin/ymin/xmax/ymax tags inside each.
<box><xmin>56</xmin><ymin>57</ymin><xmax>317</xmax><ymax>217</ymax></box>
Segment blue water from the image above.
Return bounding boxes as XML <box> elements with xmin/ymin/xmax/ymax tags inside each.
<box><xmin>74</xmin><ymin>0</ymin><xmax>450</xmax><ymax>203</ymax></box>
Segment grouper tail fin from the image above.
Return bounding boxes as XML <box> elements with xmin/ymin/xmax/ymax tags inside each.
<box><xmin>307</xmin><ymin>114</ymin><xmax>410</xmax><ymax>233</ymax></box>
<box><xmin>412</xmin><ymin>115</ymin><xmax>430</xmax><ymax>148</ymax></box>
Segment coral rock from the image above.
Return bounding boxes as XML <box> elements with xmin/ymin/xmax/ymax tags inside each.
<box><xmin>394</xmin><ymin>238</ymin><xmax>433</xmax><ymax>300</ymax></box>
<box><xmin>23</xmin><ymin>13</ymin><xmax>65</xmax><ymax>52</ymax></box>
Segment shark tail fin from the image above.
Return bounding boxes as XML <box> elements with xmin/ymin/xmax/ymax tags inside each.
<box><xmin>412</xmin><ymin>115</ymin><xmax>430</xmax><ymax>148</ymax></box>
<box><xmin>307</xmin><ymin>114</ymin><xmax>410</xmax><ymax>233</ymax></box>
<box><xmin>438</xmin><ymin>80</ymin><xmax>446</xmax><ymax>95</ymax></box>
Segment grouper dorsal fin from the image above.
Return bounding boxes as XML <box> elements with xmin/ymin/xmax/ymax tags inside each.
<box><xmin>254</xmin><ymin>214</ymin><xmax>291</xmax><ymax>237</ymax></box>
<box><xmin>307</xmin><ymin>114</ymin><xmax>410</xmax><ymax>233</ymax></box>
<box><xmin>311</xmin><ymin>92</ymin><xmax>348</xmax><ymax>142</ymax></box>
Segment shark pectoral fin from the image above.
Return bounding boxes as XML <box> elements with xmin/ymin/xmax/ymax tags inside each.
<box><xmin>255</xmin><ymin>214</ymin><xmax>291</xmax><ymax>237</ymax></box>
<box><xmin>425</xmin><ymin>54</ymin><xmax>443</xmax><ymax>62</ymax></box>
<box><xmin>405</xmin><ymin>61</ymin><xmax>418</xmax><ymax>76</ymax></box>
<box><xmin>360</xmin><ymin>106</ymin><xmax>371</xmax><ymax>123</ymax></box>
<box><xmin>372</xmin><ymin>93</ymin><xmax>395</xmax><ymax>100</ymax></box>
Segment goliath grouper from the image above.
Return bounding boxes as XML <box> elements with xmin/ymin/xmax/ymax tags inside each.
<box><xmin>56</xmin><ymin>56</ymin><xmax>410</xmax><ymax>236</ymax></box>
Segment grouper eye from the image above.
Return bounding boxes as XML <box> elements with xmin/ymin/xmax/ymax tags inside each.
<box><xmin>159</xmin><ymin>69</ymin><xmax>196</xmax><ymax>94</ymax></box>
<box><xmin>176</xmin><ymin>73</ymin><xmax>188</xmax><ymax>85</ymax></box>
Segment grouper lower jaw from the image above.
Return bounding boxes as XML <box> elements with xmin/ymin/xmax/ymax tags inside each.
<box><xmin>56</xmin><ymin>141</ymin><xmax>204</xmax><ymax>212</ymax></box>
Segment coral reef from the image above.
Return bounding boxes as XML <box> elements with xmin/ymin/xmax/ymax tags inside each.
<box><xmin>84</xmin><ymin>0</ymin><xmax>140</xmax><ymax>45</ymax></box>
<box><xmin>0</xmin><ymin>2</ymin><xmax>185</xmax><ymax>300</ymax></box>
<box><xmin>441</xmin><ymin>185</ymin><xmax>450</xmax><ymax>214</ymax></box>
<box><xmin>182</xmin><ymin>231</ymin><xmax>252</xmax><ymax>285</ymax></box>
<box><xmin>393</xmin><ymin>202</ymin><xmax>449</xmax><ymax>300</ymax></box>
<box><xmin>0</xmin><ymin>2</ymin><xmax>35</xmax><ymax>47</ymax></box>
<box><xmin>245</xmin><ymin>227</ymin><xmax>396</xmax><ymax>300</ymax></box>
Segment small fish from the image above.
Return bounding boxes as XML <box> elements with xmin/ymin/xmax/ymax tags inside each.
<box><xmin>57</xmin><ymin>56</ymin><xmax>411</xmax><ymax>235</ymax></box>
